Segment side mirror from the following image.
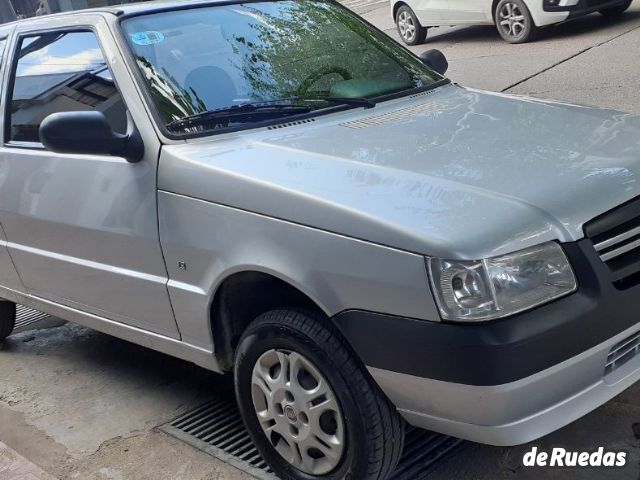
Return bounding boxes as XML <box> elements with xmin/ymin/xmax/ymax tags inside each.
<box><xmin>39</xmin><ymin>111</ymin><xmax>144</xmax><ymax>163</ymax></box>
<box><xmin>419</xmin><ymin>49</ymin><xmax>448</xmax><ymax>75</ymax></box>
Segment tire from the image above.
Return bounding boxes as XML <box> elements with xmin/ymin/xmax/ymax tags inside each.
<box><xmin>396</xmin><ymin>5</ymin><xmax>428</xmax><ymax>46</ymax></box>
<box><xmin>0</xmin><ymin>302</ymin><xmax>16</xmax><ymax>340</ymax></box>
<box><xmin>494</xmin><ymin>0</ymin><xmax>537</xmax><ymax>43</ymax></box>
<box><xmin>599</xmin><ymin>0</ymin><xmax>632</xmax><ymax>17</ymax></box>
<box><xmin>234</xmin><ymin>309</ymin><xmax>404</xmax><ymax>480</ymax></box>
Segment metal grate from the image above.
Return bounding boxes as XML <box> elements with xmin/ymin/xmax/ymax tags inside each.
<box><xmin>267</xmin><ymin>118</ymin><xmax>315</xmax><ymax>130</ymax></box>
<box><xmin>161</xmin><ymin>391</ymin><xmax>276</xmax><ymax>479</ymax></box>
<box><xmin>14</xmin><ymin>305</ymin><xmax>51</xmax><ymax>332</ymax></box>
<box><xmin>161</xmin><ymin>390</ymin><xmax>463</xmax><ymax>480</ymax></box>
<box><xmin>605</xmin><ymin>329</ymin><xmax>640</xmax><ymax>375</ymax></box>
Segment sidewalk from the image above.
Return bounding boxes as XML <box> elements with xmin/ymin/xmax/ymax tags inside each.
<box><xmin>0</xmin><ymin>442</ymin><xmax>57</xmax><ymax>480</ymax></box>
<box><xmin>341</xmin><ymin>0</ymin><xmax>390</xmax><ymax>16</ymax></box>
<box><xmin>341</xmin><ymin>0</ymin><xmax>396</xmax><ymax>33</ymax></box>
<box><xmin>342</xmin><ymin>0</ymin><xmax>640</xmax><ymax>113</ymax></box>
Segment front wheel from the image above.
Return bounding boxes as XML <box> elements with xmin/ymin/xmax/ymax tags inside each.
<box><xmin>0</xmin><ymin>301</ymin><xmax>16</xmax><ymax>341</ymax></box>
<box><xmin>495</xmin><ymin>0</ymin><xmax>537</xmax><ymax>43</ymax></box>
<box><xmin>599</xmin><ymin>0</ymin><xmax>632</xmax><ymax>17</ymax></box>
<box><xmin>234</xmin><ymin>309</ymin><xmax>404</xmax><ymax>480</ymax></box>
<box><xmin>396</xmin><ymin>5</ymin><xmax>428</xmax><ymax>46</ymax></box>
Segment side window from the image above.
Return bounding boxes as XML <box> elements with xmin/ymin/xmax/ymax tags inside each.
<box><xmin>8</xmin><ymin>30</ymin><xmax>126</xmax><ymax>144</ymax></box>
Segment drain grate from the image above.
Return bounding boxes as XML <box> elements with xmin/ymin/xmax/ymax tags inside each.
<box><xmin>14</xmin><ymin>305</ymin><xmax>51</xmax><ymax>332</ymax></box>
<box><xmin>392</xmin><ymin>427</ymin><xmax>462</xmax><ymax>479</ymax></box>
<box><xmin>161</xmin><ymin>391</ymin><xmax>463</xmax><ymax>480</ymax></box>
<box><xmin>161</xmin><ymin>391</ymin><xmax>276</xmax><ymax>479</ymax></box>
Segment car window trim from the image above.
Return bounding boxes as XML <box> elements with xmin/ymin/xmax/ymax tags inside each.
<box><xmin>0</xmin><ymin>36</ymin><xmax>8</xmax><ymax>60</ymax></box>
<box><xmin>3</xmin><ymin>24</ymin><xmax>128</xmax><ymax>151</ymax></box>
<box><xmin>0</xmin><ymin>36</ymin><xmax>9</xmax><ymax>98</ymax></box>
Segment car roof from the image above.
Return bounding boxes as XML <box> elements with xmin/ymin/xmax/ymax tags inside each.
<box><xmin>97</xmin><ymin>0</ymin><xmax>238</xmax><ymax>16</ymax></box>
<box><xmin>10</xmin><ymin>0</ymin><xmax>263</xmax><ymax>25</ymax></box>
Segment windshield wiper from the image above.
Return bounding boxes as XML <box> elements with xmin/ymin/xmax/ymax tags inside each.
<box><xmin>312</xmin><ymin>96</ymin><xmax>376</xmax><ymax>109</ymax></box>
<box><xmin>232</xmin><ymin>95</ymin><xmax>377</xmax><ymax>109</ymax></box>
<box><xmin>167</xmin><ymin>102</ymin><xmax>313</xmax><ymax>130</ymax></box>
<box><xmin>249</xmin><ymin>95</ymin><xmax>377</xmax><ymax>109</ymax></box>
<box><xmin>167</xmin><ymin>95</ymin><xmax>377</xmax><ymax>131</ymax></box>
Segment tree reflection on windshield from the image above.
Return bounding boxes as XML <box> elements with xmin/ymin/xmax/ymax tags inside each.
<box><xmin>123</xmin><ymin>0</ymin><xmax>442</xmax><ymax>134</ymax></box>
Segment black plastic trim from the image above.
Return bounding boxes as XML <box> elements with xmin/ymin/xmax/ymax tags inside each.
<box><xmin>544</xmin><ymin>0</ymin><xmax>628</xmax><ymax>14</ymax></box>
<box><xmin>332</xmin><ymin>240</ymin><xmax>640</xmax><ymax>386</ymax></box>
<box><xmin>584</xmin><ymin>195</ymin><xmax>640</xmax><ymax>286</ymax></box>
<box><xmin>584</xmin><ymin>195</ymin><xmax>640</xmax><ymax>241</ymax></box>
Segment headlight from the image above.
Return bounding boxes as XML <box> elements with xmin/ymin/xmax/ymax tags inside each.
<box><xmin>428</xmin><ymin>242</ymin><xmax>576</xmax><ymax>322</ymax></box>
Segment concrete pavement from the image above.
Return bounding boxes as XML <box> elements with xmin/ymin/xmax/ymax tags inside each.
<box><xmin>3</xmin><ymin>320</ymin><xmax>640</xmax><ymax>479</ymax></box>
<box><xmin>357</xmin><ymin>1</ymin><xmax>640</xmax><ymax>112</ymax></box>
<box><xmin>0</xmin><ymin>441</ymin><xmax>56</xmax><ymax>480</ymax></box>
<box><xmin>0</xmin><ymin>323</ymin><xmax>251</xmax><ymax>480</ymax></box>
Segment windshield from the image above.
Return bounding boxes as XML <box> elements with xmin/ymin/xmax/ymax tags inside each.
<box><xmin>121</xmin><ymin>0</ymin><xmax>443</xmax><ymax>135</ymax></box>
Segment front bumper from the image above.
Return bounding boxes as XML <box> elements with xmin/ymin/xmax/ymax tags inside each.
<box><xmin>333</xmin><ymin>239</ymin><xmax>640</xmax><ymax>445</ymax></box>
<box><xmin>543</xmin><ymin>0</ymin><xmax>628</xmax><ymax>15</ymax></box>
<box><xmin>369</xmin><ymin>323</ymin><xmax>640</xmax><ymax>445</ymax></box>
<box><xmin>531</xmin><ymin>0</ymin><xmax>627</xmax><ymax>26</ymax></box>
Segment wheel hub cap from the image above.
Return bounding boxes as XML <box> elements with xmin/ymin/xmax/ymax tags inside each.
<box><xmin>398</xmin><ymin>11</ymin><xmax>416</xmax><ymax>41</ymax></box>
<box><xmin>499</xmin><ymin>3</ymin><xmax>525</xmax><ymax>37</ymax></box>
<box><xmin>251</xmin><ymin>349</ymin><xmax>345</xmax><ymax>475</ymax></box>
<box><xmin>284</xmin><ymin>405</ymin><xmax>298</xmax><ymax>422</ymax></box>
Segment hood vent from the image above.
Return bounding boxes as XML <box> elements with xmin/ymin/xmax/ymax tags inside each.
<box><xmin>267</xmin><ymin>118</ymin><xmax>315</xmax><ymax>130</ymax></box>
<box><xmin>409</xmin><ymin>89</ymin><xmax>438</xmax><ymax>99</ymax></box>
<box><xmin>340</xmin><ymin>97</ymin><xmax>445</xmax><ymax>129</ymax></box>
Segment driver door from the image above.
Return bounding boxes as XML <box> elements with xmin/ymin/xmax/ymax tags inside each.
<box><xmin>0</xmin><ymin>19</ymin><xmax>179</xmax><ymax>338</ymax></box>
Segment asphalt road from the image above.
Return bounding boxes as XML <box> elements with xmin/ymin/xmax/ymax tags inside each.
<box><xmin>360</xmin><ymin>1</ymin><xmax>640</xmax><ymax>113</ymax></box>
<box><xmin>1</xmin><ymin>3</ymin><xmax>640</xmax><ymax>480</ymax></box>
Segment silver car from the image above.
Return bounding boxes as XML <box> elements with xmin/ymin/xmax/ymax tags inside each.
<box><xmin>0</xmin><ymin>1</ymin><xmax>639</xmax><ymax>479</ymax></box>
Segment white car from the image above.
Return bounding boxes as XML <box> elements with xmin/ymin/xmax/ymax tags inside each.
<box><xmin>392</xmin><ymin>0</ymin><xmax>634</xmax><ymax>43</ymax></box>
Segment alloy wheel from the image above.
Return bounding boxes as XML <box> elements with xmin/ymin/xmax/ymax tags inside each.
<box><xmin>397</xmin><ymin>10</ymin><xmax>416</xmax><ymax>43</ymax></box>
<box><xmin>498</xmin><ymin>2</ymin><xmax>526</xmax><ymax>39</ymax></box>
<box><xmin>251</xmin><ymin>349</ymin><xmax>345</xmax><ymax>475</ymax></box>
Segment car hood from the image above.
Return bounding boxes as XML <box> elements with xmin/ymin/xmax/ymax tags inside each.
<box><xmin>159</xmin><ymin>84</ymin><xmax>640</xmax><ymax>259</ymax></box>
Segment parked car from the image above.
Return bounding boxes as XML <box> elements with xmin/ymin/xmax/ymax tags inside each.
<box><xmin>392</xmin><ymin>0</ymin><xmax>634</xmax><ymax>44</ymax></box>
<box><xmin>1</xmin><ymin>1</ymin><xmax>640</xmax><ymax>479</ymax></box>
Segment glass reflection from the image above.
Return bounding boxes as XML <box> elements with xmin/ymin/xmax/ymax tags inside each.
<box><xmin>122</xmin><ymin>1</ymin><xmax>443</xmax><ymax>134</ymax></box>
<box><xmin>10</xmin><ymin>31</ymin><xmax>126</xmax><ymax>143</ymax></box>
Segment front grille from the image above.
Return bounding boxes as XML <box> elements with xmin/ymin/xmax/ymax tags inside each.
<box><xmin>586</xmin><ymin>0</ymin><xmax>611</xmax><ymax>6</ymax></box>
<box><xmin>605</xmin><ymin>330</ymin><xmax>640</xmax><ymax>375</ymax></box>
<box><xmin>585</xmin><ymin>197</ymin><xmax>640</xmax><ymax>288</ymax></box>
